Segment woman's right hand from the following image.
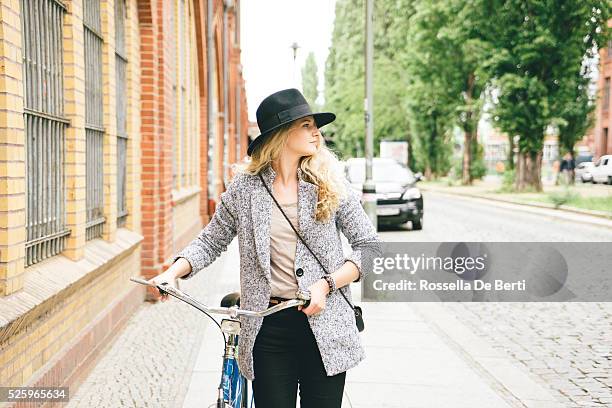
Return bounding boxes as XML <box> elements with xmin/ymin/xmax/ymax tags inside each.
<box><xmin>147</xmin><ymin>270</ymin><xmax>178</xmax><ymax>302</ymax></box>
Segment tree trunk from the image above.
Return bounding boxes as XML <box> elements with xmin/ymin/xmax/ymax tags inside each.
<box><xmin>515</xmin><ymin>150</ymin><xmax>543</xmax><ymax>192</ymax></box>
<box><xmin>569</xmin><ymin>151</ymin><xmax>575</xmax><ymax>185</ymax></box>
<box><xmin>507</xmin><ymin>135</ymin><xmax>515</xmax><ymax>171</ymax></box>
<box><xmin>461</xmin><ymin>73</ymin><xmax>475</xmax><ymax>186</ymax></box>
<box><xmin>462</xmin><ymin>130</ymin><xmax>473</xmax><ymax>185</ymax></box>
<box><xmin>430</xmin><ymin>112</ymin><xmax>437</xmax><ymax>177</ymax></box>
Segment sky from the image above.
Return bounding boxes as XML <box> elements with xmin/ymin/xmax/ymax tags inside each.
<box><xmin>240</xmin><ymin>0</ymin><xmax>337</xmax><ymax>122</ymax></box>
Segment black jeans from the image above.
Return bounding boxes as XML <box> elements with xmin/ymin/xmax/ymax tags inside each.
<box><xmin>252</xmin><ymin>305</ymin><xmax>346</xmax><ymax>407</ymax></box>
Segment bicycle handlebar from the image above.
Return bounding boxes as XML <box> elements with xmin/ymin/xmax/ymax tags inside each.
<box><xmin>130</xmin><ymin>277</ymin><xmax>311</xmax><ymax>318</ymax></box>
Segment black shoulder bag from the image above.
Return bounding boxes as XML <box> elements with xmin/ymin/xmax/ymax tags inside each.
<box><xmin>259</xmin><ymin>174</ymin><xmax>364</xmax><ymax>332</ymax></box>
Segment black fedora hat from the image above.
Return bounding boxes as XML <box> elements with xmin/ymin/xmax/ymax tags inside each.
<box><xmin>247</xmin><ymin>88</ymin><xmax>336</xmax><ymax>156</ymax></box>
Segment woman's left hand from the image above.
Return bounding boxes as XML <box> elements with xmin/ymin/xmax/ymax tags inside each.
<box><xmin>299</xmin><ymin>279</ymin><xmax>330</xmax><ymax>316</ymax></box>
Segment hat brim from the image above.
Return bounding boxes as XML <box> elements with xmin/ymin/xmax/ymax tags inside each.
<box><xmin>247</xmin><ymin>112</ymin><xmax>336</xmax><ymax>156</ymax></box>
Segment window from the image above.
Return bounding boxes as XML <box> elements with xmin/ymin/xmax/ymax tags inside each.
<box><xmin>83</xmin><ymin>0</ymin><xmax>105</xmax><ymax>240</ymax></box>
<box><xmin>208</xmin><ymin>51</ymin><xmax>219</xmax><ymax>201</ymax></box>
<box><xmin>115</xmin><ymin>0</ymin><xmax>128</xmax><ymax>227</ymax></box>
<box><xmin>21</xmin><ymin>0</ymin><xmax>70</xmax><ymax>267</ymax></box>
<box><xmin>189</xmin><ymin>3</ymin><xmax>199</xmax><ymax>187</ymax></box>
<box><xmin>173</xmin><ymin>0</ymin><xmax>198</xmax><ymax>190</ymax></box>
<box><xmin>176</xmin><ymin>0</ymin><xmax>186</xmax><ymax>188</ymax></box>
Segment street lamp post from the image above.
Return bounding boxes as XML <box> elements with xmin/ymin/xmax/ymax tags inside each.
<box><xmin>290</xmin><ymin>42</ymin><xmax>300</xmax><ymax>88</ymax></box>
<box><xmin>363</xmin><ymin>0</ymin><xmax>377</xmax><ymax>229</ymax></box>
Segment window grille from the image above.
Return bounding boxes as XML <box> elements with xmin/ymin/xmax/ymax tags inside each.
<box><xmin>21</xmin><ymin>0</ymin><xmax>70</xmax><ymax>266</ymax></box>
<box><xmin>115</xmin><ymin>0</ymin><xmax>128</xmax><ymax>227</ymax></box>
<box><xmin>84</xmin><ymin>0</ymin><xmax>105</xmax><ymax>240</ymax></box>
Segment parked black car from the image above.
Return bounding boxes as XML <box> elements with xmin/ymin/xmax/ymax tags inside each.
<box><xmin>344</xmin><ymin>158</ymin><xmax>424</xmax><ymax>230</ymax></box>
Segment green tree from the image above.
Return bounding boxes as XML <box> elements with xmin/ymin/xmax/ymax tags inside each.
<box><xmin>448</xmin><ymin>1</ymin><xmax>493</xmax><ymax>184</ymax></box>
<box><xmin>324</xmin><ymin>0</ymin><xmax>365</xmax><ymax>158</ymax></box>
<box><xmin>405</xmin><ymin>0</ymin><xmax>491</xmax><ymax>184</ymax></box>
<box><xmin>324</xmin><ymin>0</ymin><xmax>416</xmax><ymax>160</ymax></box>
<box><xmin>401</xmin><ymin>1</ymin><xmax>460</xmax><ymax>178</ymax></box>
<box><xmin>481</xmin><ymin>0</ymin><xmax>609</xmax><ymax>191</ymax></box>
<box><xmin>557</xmin><ymin>73</ymin><xmax>596</xmax><ymax>158</ymax></box>
<box><xmin>301</xmin><ymin>52</ymin><xmax>320</xmax><ymax>110</ymax></box>
<box><xmin>405</xmin><ymin>80</ymin><xmax>454</xmax><ymax>177</ymax></box>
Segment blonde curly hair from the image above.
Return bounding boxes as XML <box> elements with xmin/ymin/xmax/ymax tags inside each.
<box><xmin>232</xmin><ymin>120</ymin><xmax>347</xmax><ymax>222</ymax></box>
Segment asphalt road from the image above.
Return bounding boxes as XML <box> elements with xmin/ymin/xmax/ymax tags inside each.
<box><xmin>377</xmin><ymin>191</ymin><xmax>612</xmax><ymax>242</ymax></box>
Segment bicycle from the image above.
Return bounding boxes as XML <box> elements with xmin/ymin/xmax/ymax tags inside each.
<box><xmin>130</xmin><ymin>277</ymin><xmax>311</xmax><ymax>408</ymax></box>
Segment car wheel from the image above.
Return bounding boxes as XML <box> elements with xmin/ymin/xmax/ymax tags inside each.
<box><xmin>412</xmin><ymin>216</ymin><xmax>423</xmax><ymax>231</ymax></box>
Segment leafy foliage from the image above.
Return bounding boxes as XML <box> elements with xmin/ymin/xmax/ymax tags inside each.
<box><xmin>323</xmin><ymin>0</ymin><xmax>610</xmax><ymax>185</ymax></box>
<box><xmin>301</xmin><ymin>52</ymin><xmax>320</xmax><ymax>110</ymax></box>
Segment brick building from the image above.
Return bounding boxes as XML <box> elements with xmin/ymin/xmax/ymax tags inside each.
<box><xmin>594</xmin><ymin>20</ymin><xmax>612</xmax><ymax>159</ymax></box>
<box><xmin>0</xmin><ymin>0</ymin><xmax>247</xmax><ymax>398</ymax></box>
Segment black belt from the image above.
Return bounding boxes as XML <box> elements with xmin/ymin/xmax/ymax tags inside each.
<box><xmin>268</xmin><ymin>296</ymin><xmax>290</xmax><ymax>306</ymax></box>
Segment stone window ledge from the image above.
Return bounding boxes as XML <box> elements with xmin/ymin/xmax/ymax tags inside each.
<box><xmin>0</xmin><ymin>229</ymin><xmax>144</xmax><ymax>345</ymax></box>
<box><xmin>171</xmin><ymin>185</ymin><xmax>202</xmax><ymax>206</ymax></box>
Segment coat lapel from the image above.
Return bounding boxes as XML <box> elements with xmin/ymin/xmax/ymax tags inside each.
<box><xmin>251</xmin><ymin>165</ymin><xmax>319</xmax><ymax>284</ymax></box>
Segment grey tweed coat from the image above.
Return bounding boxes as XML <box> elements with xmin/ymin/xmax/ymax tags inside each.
<box><xmin>173</xmin><ymin>164</ymin><xmax>382</xmax><ymax>381</ymax></box>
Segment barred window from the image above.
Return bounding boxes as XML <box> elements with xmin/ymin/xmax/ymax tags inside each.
<box><xmin>173</xmin><ymin>0</ymin><xmax>187</xmax><ymax>190</ymax></box>
<box><xmin>115</xmin><ymin>0</ymin><xmax>128</xmax><ymax>227</ymax></box>
<box><xmin>21</xmin><ymin>0</ymin><xmax>70</xmax><ymax>267</ymax></box>
<box><xmin>179</xmin><ymin>0</ymin><xmax>186</xmax><ymax>188</ymax></box>
<box><xmin>83</xmin><ymin>0</ymin><xmax>105</xmax><ymax>240</ymax></box>
<box><xmin>208</xmin><ymin>49</ymin><xmax>219</xmax><ymax>201</ymax></box>
<box><xmin>173</xmin><ymin>0</ymin><xmax>198</xmax><ymax>190</ymax></box>
<box><xmin>188</xmin><ymin>0</ymin><xmax>199</xmax><ymax>187</ymax></box>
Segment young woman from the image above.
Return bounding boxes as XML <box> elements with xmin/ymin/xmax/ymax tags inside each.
<box><xmin>149</xmin><ymin>88</ymin><xmax>382</xmax><ymax>407</ymax></box>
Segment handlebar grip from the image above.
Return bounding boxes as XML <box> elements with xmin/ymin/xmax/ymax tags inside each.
<box><xmin>158</xmin><ymin>282</ymin><xmax>169</xmax><ymax>296</ymax></box>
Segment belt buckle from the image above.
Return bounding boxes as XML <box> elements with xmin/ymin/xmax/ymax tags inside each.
<box><xmin>269</xmin><ymin>297</ymin><xmax>285</xmax><ymax>306</ymax></box>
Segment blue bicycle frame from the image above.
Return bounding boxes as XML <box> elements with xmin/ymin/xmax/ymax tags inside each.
<box><xmin>217</xmin><ymin>318</ymin><xmax>250</xmax><ymax>408</ymax></box>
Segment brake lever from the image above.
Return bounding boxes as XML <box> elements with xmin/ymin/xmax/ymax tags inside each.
<box><xmin>130</xmin><ymin>277</ymin><xmax>169</xmax><ymax>297</ymax></box>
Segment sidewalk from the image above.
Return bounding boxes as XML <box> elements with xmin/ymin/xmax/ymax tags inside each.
<box><xmin>182</xmin><ymin>241</ymin><xmax>562</xmax><ymax>408</ymax></box>
<box><xmin>65</xmin><ymin>238</ymin><xmax>564</xmax><ymax>407</ymax></box>
<box><xmin>420</xmin><ymin>178</ymin><xmax>612</xmax><ymax>221</ymax></box>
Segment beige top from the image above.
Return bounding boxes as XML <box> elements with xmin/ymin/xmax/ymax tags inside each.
<box><xmin>269</xmin><ymin>201</ymin><xmax>299</xmax><ymax>298</ymax></box>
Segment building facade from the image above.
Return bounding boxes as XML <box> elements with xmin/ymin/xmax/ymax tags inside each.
<box><xmin>0</xmin><ymin>0</ymin><xmax>247</xmax><ymax>396</ymax></box>
<box><xmin>594</xmin><ymin>20</ymin><xmax>612</xmax><ymax>159</ymax></box>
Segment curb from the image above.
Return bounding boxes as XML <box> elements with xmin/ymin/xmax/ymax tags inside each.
<box><xmin>420</xmin><ymin>186</ymin><xmax>612</xmax><ymax>229</ymax></box>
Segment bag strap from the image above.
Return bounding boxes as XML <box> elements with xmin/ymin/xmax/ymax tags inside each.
<box><xmin>259</xmin><ymin>173</ymin><xmax>356</xmax><ymax>310</ymax></box>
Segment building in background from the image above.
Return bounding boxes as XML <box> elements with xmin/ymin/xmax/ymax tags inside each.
<box><xmin>478</xmin><ymin>124</ymin><xmax>558</xmax><ymax>181</ymax></box>
<box><xmin>479</xmin><ymin>127</ymin><xmax>509</xmax><ymax>174</ymax></box>
<box><xmin>594</xmin><ymin>20</ymin><xmax>612</xmax><ymax>159</ymax></box>
<box><xmin>0</xmin><ymin>0</ymin><xmax>247</xmax><ymax>394</ymax></box>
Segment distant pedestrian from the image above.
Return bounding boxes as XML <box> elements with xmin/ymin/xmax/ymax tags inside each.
<box><xmin>148</xmin><ymin>88</ymin><xmax>382</xmax><ymax>407</ymax></box>
<box><xmin>559</xmin><ymin>152</ymin><xmax>575</xmax><ymax>186</ymax></box>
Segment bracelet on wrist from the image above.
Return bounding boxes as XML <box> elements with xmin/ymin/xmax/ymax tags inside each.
<box><xmin>322</xmin><ymin>275</ymin><xmax>336</xmax><ymax>295</ymax></box>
